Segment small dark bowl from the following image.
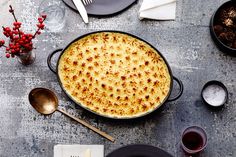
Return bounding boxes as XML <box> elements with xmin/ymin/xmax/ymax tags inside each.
<box><xmin>201</xmin><ymin>80</ymin><xmax>228</xmax><ymax>108</ymax></box>
<box><xmin>210</xmin><ymin>0</ymin><xmax>236</xmax><ymax>56</ymax></box>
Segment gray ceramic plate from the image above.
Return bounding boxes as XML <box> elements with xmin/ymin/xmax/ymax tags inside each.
<box><xmin>63</xmin><ymin>0</ymin><xmax>137</xmax><ymax>16</ymax></box>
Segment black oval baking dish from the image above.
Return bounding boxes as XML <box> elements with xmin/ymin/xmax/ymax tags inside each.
<box><xmin>47</xmin><ymin>31</ymin><xmax>184</xmax><ymax>119</ymax></box>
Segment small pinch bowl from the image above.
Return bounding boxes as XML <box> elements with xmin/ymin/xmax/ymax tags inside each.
<box><xmin>201</xmin><ymin>80</ymin><xmax>228</xmax><ymax>108</ymax></box>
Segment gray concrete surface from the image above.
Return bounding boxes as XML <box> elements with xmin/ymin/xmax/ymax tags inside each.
<box><xmin>0</xmin><ymin>0</ymin><xmax>235</xmax><ymax>157</ymax></box>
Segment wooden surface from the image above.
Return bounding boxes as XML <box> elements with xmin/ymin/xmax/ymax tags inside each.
<box><xmin>0</xmin><ymin>0</ymin><xmax>235</xmax><ymax>156</ymax></box>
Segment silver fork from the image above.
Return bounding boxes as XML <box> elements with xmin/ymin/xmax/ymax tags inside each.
<box><xmin>82</xmin><ymin>0</ymin><xmax>93</xmax><ymax>5</ymax></box>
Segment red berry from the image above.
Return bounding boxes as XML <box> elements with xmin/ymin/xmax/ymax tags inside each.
<box><xmin>40</xmin><ymin>23</ymin><xmax>45</xmax><ymax>29</ymax></box>
<box><xmin>6</xmin><ymin>53</ymin><xmax>11</xmax><ymax>58</ymax></box>
<box><xmin>42</xmin><ymin>14</ymin><xmax>47</xmax><ymax>19</ymax></box>
<box><xmin>5</xmin><ymin>27</ymin><xmax>11</xmax><ymax>32</ymax></box>
<box><xmin>37</xmin><ymin>31</ymin><xmax>41</xmax><ymax>35</ymax></box>
<box><xmin>24</xmin><ymin>39</ymin><xmax>29</xmax><ymax>43</ymax></box>
<box><xmin>6</xmin><ymin>47</ymin><xmax>10</xmax><ymax>51</ymax></box>
<box><xmin>38</xmin><ymin>17</ymin><xmax>43</xmax><ymax>23</ymax></box>
<box><xmin>15</xmin><ymin>48</ymin><xmax>20</xmax><ymax>52</ymax></box>
<box><xmin>13</xmin><ymin>22</ymin><xmax>18</xmax><ymax>26</ymax></box>
<box><xmin>19</xmin><ymin>40</ymin><xmax>24</xmax><ymax>44</ymax></box>
<box><xmin>11</xmin><ymin>54</ymin><xmax>15</xmax><ymax>58</ymax></box>
<box><xmin>14</xmin><ymin>36</ymin><xmax>19</xmax><ymax>40</ymax></box>
<box><xmin>0</xmin><ymin>40</ymin><xmax>5</xmax><ymax>45</ymax></box>
<box><xmin>15</xmin><ymin>43</ymin><xmax>20</xmax><ymax>48</ymax></box>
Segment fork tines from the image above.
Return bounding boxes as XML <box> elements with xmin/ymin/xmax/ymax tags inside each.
<box><xmin>82</xmin><ymin>0</ymin><xmax>93</xmax><ymax>5</ymax></box>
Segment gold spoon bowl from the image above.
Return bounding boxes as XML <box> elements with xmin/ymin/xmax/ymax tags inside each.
<box><xmin>28</xmin><ymin>87</ymin><xmax>115</xmax><ymax>142</ymax></box>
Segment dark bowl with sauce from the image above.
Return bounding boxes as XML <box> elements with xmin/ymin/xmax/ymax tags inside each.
<box><xmin>210</xmin><ymin>0</ymin><xmax>236</xmax><ymax>56</ymax></box>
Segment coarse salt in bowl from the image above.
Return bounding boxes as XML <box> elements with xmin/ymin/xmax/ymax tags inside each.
<box><xmin>201</xmin><ymin>81</ymin><xmax>228</xmax><ymax>107</ymax></box>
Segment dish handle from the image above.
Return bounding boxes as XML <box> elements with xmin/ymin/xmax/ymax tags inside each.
<box><xmin>167</xmin><ymin>76</ymin><xmax>184</xmax><ymax>102</ymax></box>
<box><xmin>47</xmin><ymin>48</ymin><xmax>63</xmax><ymax>74</ymax></box>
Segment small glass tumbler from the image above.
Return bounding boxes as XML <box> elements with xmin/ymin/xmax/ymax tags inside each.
<box><xmin>181</xmin><ymin>126</ymin><xmax>207</xmax><ymax>155</ymax></box>
<box><xmin>16</xmin><ymin>50</ymin><xmax>36</xmax><ymax>65</ymax></box>
<box><xmin>38</xmin><ymin>0</ymin><xmax>66</xmax><ymax>32</ymax></box>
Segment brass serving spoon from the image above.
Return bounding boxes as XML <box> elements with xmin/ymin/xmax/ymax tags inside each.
<box><xmin>28</xmin><ymin>87</ymin><xmax>115</xmax><ymax>142</ymax></box>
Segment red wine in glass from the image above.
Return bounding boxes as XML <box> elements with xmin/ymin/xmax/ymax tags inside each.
<box><xmin>181</xmin><ymin>126</ymin><xmax>207</xmax><ymax>154</ymax></box>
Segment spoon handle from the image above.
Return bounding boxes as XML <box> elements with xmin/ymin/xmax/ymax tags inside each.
<box><xmin>57</xmin><ymin>108</ymin><xmax>115</xmax><ymax>142</ymax></box>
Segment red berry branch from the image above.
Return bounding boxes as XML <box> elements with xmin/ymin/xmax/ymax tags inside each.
<box><xmin>0</xmin><ymin>5</ymin><xmax>47</xmax><ymax>58</ymax></box>
<box><xmin>9</xmin><ymin>5</ymin><xmax>21</xmax><ymax>38</ymax></box>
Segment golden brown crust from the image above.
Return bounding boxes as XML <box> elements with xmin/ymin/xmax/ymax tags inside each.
<box><xmin>58</xmin><ymin>32</ymin><xmax>171</xmax><ymax>118</ymax></box>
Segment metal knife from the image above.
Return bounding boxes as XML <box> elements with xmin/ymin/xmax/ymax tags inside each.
<box><xmin>72</xmin><ymin>0</ymin><xmax>88</xmax><ymax>23</ymax></box>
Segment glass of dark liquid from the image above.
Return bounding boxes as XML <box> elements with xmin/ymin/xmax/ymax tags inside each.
<box><xmin>181</xmin><ymin>126</ymin><xmax>207</xmax><ymax>154</ymax></box>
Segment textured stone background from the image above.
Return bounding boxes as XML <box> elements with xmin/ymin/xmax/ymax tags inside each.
<box><xmin>0</xmin><ymin>0</ymin><xmax>235</xmax><ymax>157</ymax></box>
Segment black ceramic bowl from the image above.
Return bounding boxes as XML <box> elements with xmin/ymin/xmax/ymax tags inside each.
<box><xmin>201</xmin><ymin>80</ymin><xmax>228</xmax><ymax>108</ymax></box>
<box><xmin>210</xmin><ymin>0</ymin><xmax>236</xmax><ymax>56</ymax></box>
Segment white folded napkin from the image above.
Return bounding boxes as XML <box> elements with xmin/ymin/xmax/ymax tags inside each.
<box><xmin>139</xmin><ymin>0</ymin><xmax>176</xmax><ymax>20</ymax></box>
<box><xmin>54</xmin><ymin>145</ymin><xmax>104</xmax><ymax>157</ymax></box>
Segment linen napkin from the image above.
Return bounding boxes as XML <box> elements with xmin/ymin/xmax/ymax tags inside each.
<box><xmin>139</xmin><ymin>0</ymin><xmax>176</xmax><ymax>20</ymax></box>
<box><xmin>54</xmin><ymin>145</ymin><xmax>104</xmax><ymax>157</ymax></box>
